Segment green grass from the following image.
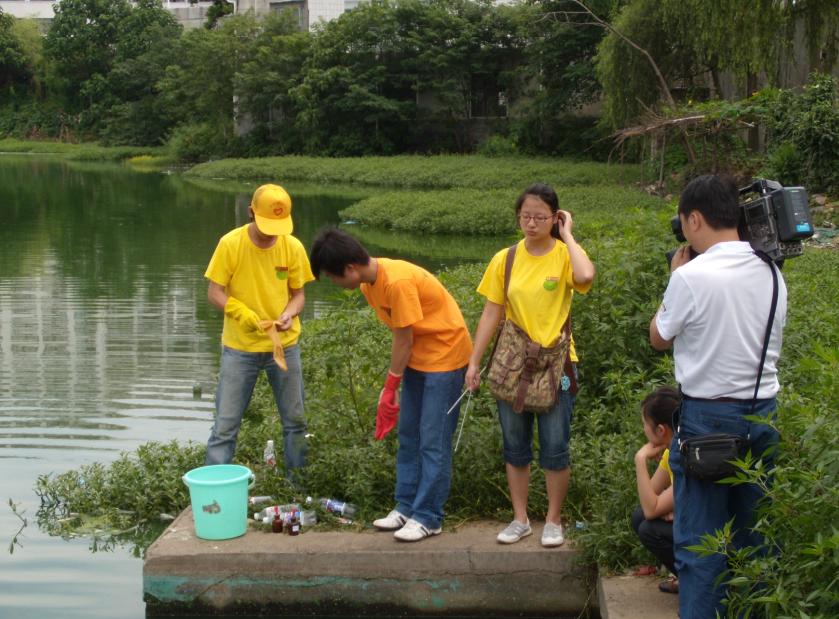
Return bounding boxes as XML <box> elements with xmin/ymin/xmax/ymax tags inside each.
<box><xmin>0</xmin><ymin>138</ymin><xmax>167</xmax><ymax>162</ymax></box>
<box><xmin>340</xmin><ymin>186</ymin><xmax>669</xmax><ymax>236</ymax></box>
<box><xmin>186</xmin><ymin>154</ymin><xmax>642</xmax><ymax>190</ymax></box>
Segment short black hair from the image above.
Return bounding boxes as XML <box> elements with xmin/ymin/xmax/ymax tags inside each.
<box><xmin>309</xmin><ymin>227</ymin><xmax>371</xmax><ymax>279</ymax></box>
<box><xmin>678</xmin><ymin>174</ymin><xmax>740</xmax><ymax>230</ymax></box>
<box><xmin>641</xmin><ymin>386</ymin><xmax>681</xmax><ymax>430</ymax></box>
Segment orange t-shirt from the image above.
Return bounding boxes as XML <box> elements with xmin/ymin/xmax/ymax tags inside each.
<box><xmin>360</xmin><ymin>259</ymin><xmax>472</xmax><ymax>372</ymax></box>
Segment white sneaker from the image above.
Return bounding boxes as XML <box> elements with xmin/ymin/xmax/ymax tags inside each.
<box><xmin>393</xmin><ymin>518</ymin><xmax>441</xmax><ymax>542</ymax></box>
<box><xmin>541</xmin><ymin>522</ymin><xmax>565</xmax><ymax>547</ymax></box>
<box><xmin>496</xmin><ymin>519</ymin><xmax>532</xmax><ymax>544</ymax></box>
<box><xmin>373</xmin><ymin>509</ymin><xmax>408</xmax><ymax>531</ymax></box>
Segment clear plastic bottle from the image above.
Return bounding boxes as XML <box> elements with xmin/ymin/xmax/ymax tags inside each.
<box><xmin>263</xmin><ymin>440</ymin><xmax>276</xmax><ymax>467</ymax></box>
<box><xmin>248</xmin><ymin>495</ymin><xmax>275</xmax><ymax>506</ymax></box>
<box><xmin>307</xmin><ymin>496</ymin><xmax>358</xmax><ymax>519</ymax></box>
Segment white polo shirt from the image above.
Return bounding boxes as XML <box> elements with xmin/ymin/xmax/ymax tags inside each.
<box><xmin>655</xmin><ymin>241</ymin><xmax>787</xmax><ymax>399</ymax></box>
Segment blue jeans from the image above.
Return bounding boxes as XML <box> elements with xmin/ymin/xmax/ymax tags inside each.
<box><xmin>394</xmin><ymin>366</ymin><xmax>466</xmax><ymax>530</ymax></box>
<box><xmin>206</xmin><ymin>345</ymin><xmax>307</xmax><ymax>472</ymax></box>
<box><xmin>496</xmin><ymin>367</ymin><xmax>576</xmax><ymax>470</ymax></box>
<box><xmin>669</xmin><ymin>397</ymin><xmax>779</xmax><ymax>619</ymax></box>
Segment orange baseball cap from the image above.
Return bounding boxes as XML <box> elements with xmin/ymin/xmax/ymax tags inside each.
<box><xmin>251</xmin><ymin>184</ymin><xmax>293</xmax><ymax>236</ymax></box>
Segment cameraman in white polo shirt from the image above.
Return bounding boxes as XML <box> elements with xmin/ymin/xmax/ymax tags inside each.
<box><xmin>649</xmin><ymin>174</ymin><xmax>787</xmax><ymax>619</ymax></box>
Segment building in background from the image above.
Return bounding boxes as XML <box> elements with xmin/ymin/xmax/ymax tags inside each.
<box><xmin>0</xmin><ymin>0</ymin><xmax>215</xmax><ymax>28</ymax></box>
<box><xmin>235</xmin><ymin>0</ymin><xmax>359</xmax><ymax>31</ymax></box>
<box><xmin>0</xmin><ymin>0</ymin><xmax>362</xmax><ymax>29</ymax></box>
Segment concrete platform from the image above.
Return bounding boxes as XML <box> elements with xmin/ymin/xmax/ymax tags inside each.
<box><xmin>597</xmin><ymin>574</ymin><xmax>678</xmax><ymax>619</ymax></box>
<box><xmin>144</xmin><ymin>508</ymin><xmax>593</xmax><ymax>617</ymax></box>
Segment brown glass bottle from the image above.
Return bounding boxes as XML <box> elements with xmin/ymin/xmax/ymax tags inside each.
<box><xmin>271</xmin><ymin>514</ymin><xmax>283</xmax><ymax>533</ymax></box>
<box><xmin>287</xmin><ymin>514</ymin><xmax>301</xmax><ymax>536</ymax></box>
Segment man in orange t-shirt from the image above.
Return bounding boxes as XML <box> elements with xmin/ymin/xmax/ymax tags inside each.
<box><xmin>310</xmin><ymin>228</ymin><xmax>472</xmax><ymax>542</ymax></box>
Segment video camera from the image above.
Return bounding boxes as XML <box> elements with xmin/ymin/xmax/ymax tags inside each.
<box><xmin>667</xmin><ymin>179</ymin><xmax>814</xmax><ymax>266</ymax></box>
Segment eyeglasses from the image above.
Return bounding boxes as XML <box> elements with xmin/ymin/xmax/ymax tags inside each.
<box><xmin>518</xmin><ymin>213</ymin><xmax>554</xmax><ymax>224</ymax></box>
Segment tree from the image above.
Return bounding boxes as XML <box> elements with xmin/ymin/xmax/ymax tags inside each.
<box><xmin>10</xmin><ymin>18</ymin><xmax>46</xmax><ymax>98</ymax></box>
<box><xmin>518</xmin><ymin>0</ymin><xmax>620</xmax><ymax>140</ymax></box>
<box><xmin>235</xmin><ymin>12</ymin><xmax>311</xmax><ymax>152</ymax></box>
<box><xmin>0</xmin><ymin>9</ymin><xmax>30</xmax><ymax>92</ymax></box>
<box><xmin>289</xmin><ymin>0</ymin><xmax>414</xmax><ymax>154</ymax></box>
<box><xmin>205</xmin><ymin>0</ymin><xmax>233</xmax><ymax>29</ymax></box>
<box><xmin>99</xmin><ymin>0</ymin><xmax>182</xmax><ymax>144</ymax></box>
<box><xmin>157</xmin><ymin>12</ymin><xmax>262</xmax><ymax>156</ymax></box>
<box><xmin>43</xmin><ymin>0</ymin><xmax>132</xmax><ymax>110</ymax></box>
<box><xmin>596</xmin><ymin>0</ymin><xmax>839</xmax><ymax>128</ymax></box>
<box><xmin>288</xmin><ymin>0</ymin><xmax>524</xmax><ymax>154</ymax></box>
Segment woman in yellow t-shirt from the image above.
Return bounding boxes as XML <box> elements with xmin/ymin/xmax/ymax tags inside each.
<box><xmin>466</xmin><ymin>183</ymin><xmax>595</xmax><ymax>547</ymax></box>
<box><xmin>632</xmin><ymin>386</ymin><xmax>681</xmax><ymax>594</ymax></box>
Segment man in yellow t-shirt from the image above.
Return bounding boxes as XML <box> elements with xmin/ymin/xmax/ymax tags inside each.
<box><xmin>309</xmin><ymin>228</ymin><xmax>472</xmax><ymax>543</ymax></box>
<box><xmin>204</xmin><ymin>184</ymin><xmax>314</xmax><ymax>476</ymax></box>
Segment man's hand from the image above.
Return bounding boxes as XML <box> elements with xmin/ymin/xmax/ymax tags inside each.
<box><xmin>276</xmin><ymin>312</ymin><xmax>294</xmax><ymax>331</ymax></box>
<box><xmin>375</xmin><ymin>371</ymin><xmax>402</xmax><ymax>440</ymax></box>
<box><xmin>465</xmin><ymin>362</ymin><xmax>481</xmax><ymax>392</ymax></box>
<box><xmin>224</xmin><ymin>297</ymin><xmax>263</xmax><ymax>333</ymax></box>
<box><xmin>669</xmin><ymin>245</ymin><xmax>693</xmax><ymax>272</ymax></box>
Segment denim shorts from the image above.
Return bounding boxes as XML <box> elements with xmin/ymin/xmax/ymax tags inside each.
<box><xmin>496</xmin><ymin>366</ymin><xmax>576</xmax><ymax>470</ymax></box>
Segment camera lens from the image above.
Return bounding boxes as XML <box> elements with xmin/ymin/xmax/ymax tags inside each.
<box><xmin>670</xmin><ymin>215</ymin><xmax>686</xmax><ymax>243</ymax></box>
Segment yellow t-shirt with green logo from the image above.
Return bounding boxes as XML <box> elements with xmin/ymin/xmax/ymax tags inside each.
<box><xmin>477</xmin><ymin>239</ymin><xmax>592</xmax><ymax>358</ymax></box>
<box><xmin>205</xmin><ymin>225</ymin><xmax>314</xmax><ymax>352</ymax></box>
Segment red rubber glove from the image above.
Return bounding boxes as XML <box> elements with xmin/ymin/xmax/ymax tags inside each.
<box><xmin>375</xmin><ymin>371</ymin><xmax>402</xmax><ymax>440</ymax></box>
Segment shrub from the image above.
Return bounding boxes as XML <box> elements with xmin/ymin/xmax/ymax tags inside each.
<box><xmin>764</xmin><ymin>73</ymin><xmax>839</xmax><ymax>194</ymax></box>
<box><xmin>477</xmin><ymin>135</ymin><xmax>519</xmax><ymax>157</ymax></box>
<box><xmin>35</xmin><ymin>441</ymin><xmax>205</xmax><ymax>554</ymax></box>
<box><xmin>168</xmin><ymin>122</ymin><xmax>236</xmax><ymax>164</ymax></box>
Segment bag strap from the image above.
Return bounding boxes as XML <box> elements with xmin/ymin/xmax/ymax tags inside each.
<box><xmin>486</xmin><ymin>244</ymin><xmax>519</xmax><ymax>366</ymax></box>
<box><xmin>562</xmin><ymin>315</ymin><xmax>578</xmax><ymax>395</ymax></box>
<box><xmin>503</xmin><ymin>243</ymin><xmax>517</xmax><ymax>305</ymax></box>
<box><xmin>750</xmin><ymin>251</ymin><xmax>780</xmax><ymax>416</ymax></box>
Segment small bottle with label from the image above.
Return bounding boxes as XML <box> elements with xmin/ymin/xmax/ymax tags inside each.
<box><xmin>271</xmin><ymin>514</ymin><xmax>283</xmax><ymax>533</ymax></box>
<box><xmin>287</xmin><ymin>513</ymin><xmax>301</xmax><ymax>536</ymax></box>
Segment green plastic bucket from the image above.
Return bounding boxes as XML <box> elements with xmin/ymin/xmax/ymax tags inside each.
<box><xmin>182</xmin><ymin>464</ymin><xmax>255</xmax><ymax>540</ymax></box>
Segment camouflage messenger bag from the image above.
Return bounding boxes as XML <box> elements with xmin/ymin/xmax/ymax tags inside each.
<box><xmin>486</xmin><ymin>244</ymin><xmax>575</xmax><ymax>414</ymax></box>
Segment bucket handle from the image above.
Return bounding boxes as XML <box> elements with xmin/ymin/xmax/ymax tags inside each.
<box><xmin>180</xmin><ymin>471</ymin><xmax>257</xmax><ymax>488</ymax></box>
